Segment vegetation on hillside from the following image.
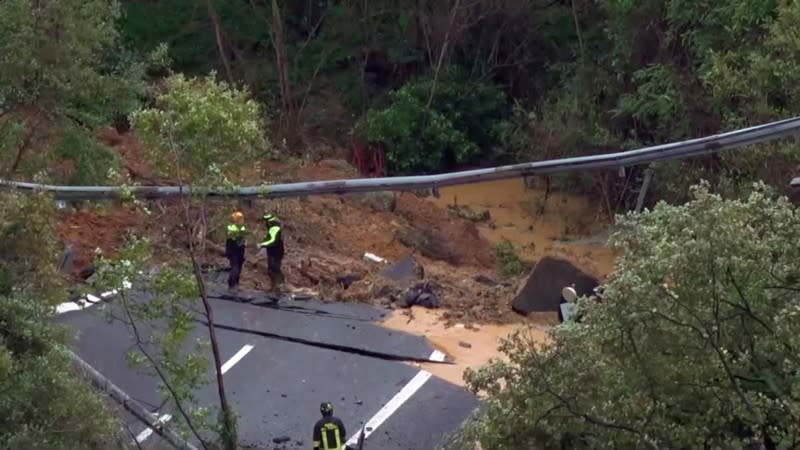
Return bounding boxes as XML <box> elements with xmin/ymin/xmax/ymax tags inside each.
<box><xmin>465</xmin><ymin>183</ymin><xmax>800</xmax><ymax>449</ymax></box>
<box><xmin>0</xmin><ymin>192</ymin><xmax>119</xmax><ymax>448</ymax></box>
<box><xmin>108</xmin><ymin>0</ymin><xmax>800</xmax><ymax>204</ymax></box>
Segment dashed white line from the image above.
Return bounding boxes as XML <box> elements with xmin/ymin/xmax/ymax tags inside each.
<box><xmin>55</xmin><ymin>279</ymin><xmax>131</xmax><ymax>315</ymax></box>
<box><xmin>221</xmin><ymin>344</ymin><xmax>255</xmax><ymax>374</ymax></box>
<box><xmin>132</xmin><ymin>344</ymin><xmax>255</xmax><ymax>444</ymax></box>
<box><xmin>55</xmin><ymin>291</ymin><xmax>113</xmax><ymax>314</ymax></box>
<box><xmin>345</xmin><ymin>349</ymin><xmax>447</xmax><ymax>447</ymax></box>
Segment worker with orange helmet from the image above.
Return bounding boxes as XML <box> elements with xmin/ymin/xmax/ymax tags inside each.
<box><xmin>226</xmin><ymin>211</ymin><xmax>247</xmax><ymax>291</ymax></box>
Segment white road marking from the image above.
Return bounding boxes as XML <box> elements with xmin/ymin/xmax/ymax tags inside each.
<box><xmin>55</xmin><ymin>277</ymin><xmax>131</xmax><ymax>315</ymax></box>
<box><xmin>221</xmin><ymin>344</ymin><xmax>255</xmax><ymax>375</ymax></box>
<box><xmin>134</xmin><ymin>414</ymin><xmax>172</xmax><ymax>443</ymax></box>
<box><xmin>345</xmin><ymin>350</ymin><xmax>447</xmax><ymax>447</ymax></box>
<box><xmin>133</xmin><ymin>345</ymin><xmax>255</xmax><ymax>443</ymax></box>
<box><xmin>55</xmin><ymin>290</ymin><xmax>116</xmax><ymax>314</ymax></box>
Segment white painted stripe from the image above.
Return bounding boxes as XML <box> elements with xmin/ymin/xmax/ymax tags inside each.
<box><xmin>430</xmin><ymin>349</ymin><xmax>447</xmax><ymax>362</ymax></box>
<box><xmin>221</xmin><ymin>344</ymin><xmax>254</xmax><ymax>375</ymax></box>
<box><xmin>55</xmin><ymin>302</ymin><xmax>83</xmax><ymax>314</ymax></box>
<box><xmin>133</xmin><ymin>345</ymin><xmax>254</xmax><ymax>443</ymax></box>
<box><xmin>345</xmin><ymin>350</ymin><xmax>442</xmax><ymax>446</ymax></box>
<box><xmin>54</xmin><ymin>289</ymin><xmax>120</xmax><ymax>315</ymax></box>
<box><xmin>134</xmin><ymin>414</ymin><xmax>172</xmax><ymax>443</ymax></box>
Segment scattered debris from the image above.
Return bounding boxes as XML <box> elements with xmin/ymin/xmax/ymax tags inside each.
<box><xmin>458</xmin><ymin>341</ymin><xmax>472</xmax><ymax>348</ymax></box>
<box><xmin>363</xmin><ymin>252</ymin><xmax>387</xmax><ymax>264</ymax></box>
<box><xmin>336</xmin><ymin>274</ymin><xmax>362</xmax><ymax>289</ymax></box>
<box><xmin>396</xmin><ymin>281</ymin><xmax>441</xmax><ymax>309</ymax></box>
<box><xmin>472</xmin><ymin>274</ymin><xmax>499</xmax><ymax>286</ymax></box>
<box><xmin>272</xmin><ymin>436</ymin><xmax>291</xmax><ymax>444</ymax></box>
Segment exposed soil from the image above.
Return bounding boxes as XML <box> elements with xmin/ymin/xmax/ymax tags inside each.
<box><xmin>56</xmin><ymin>128</ymin><xmax>618</xmax><ymax>328</ymax></box>
<box><xmin>428</xmin><ymin>178</ymin><xmax>617</xmax><ymax>280</ymax></box>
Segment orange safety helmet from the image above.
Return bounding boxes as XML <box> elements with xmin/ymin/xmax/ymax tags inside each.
<box><xmin>231</xmin><ymin>211</ymin><xmax>244</xmax><ymax>224</ymax></box>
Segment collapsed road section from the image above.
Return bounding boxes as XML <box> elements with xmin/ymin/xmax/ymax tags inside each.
<box><xmin>55</xmin><ymin>284</ymin><xmax>478</xmax><ymax>449</ymax></box>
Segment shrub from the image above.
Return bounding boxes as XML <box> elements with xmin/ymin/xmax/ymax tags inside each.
<box><xmin>364</xmin><ymin>67</ymin><xmax>510</xmax><ymax>174</ymax></box>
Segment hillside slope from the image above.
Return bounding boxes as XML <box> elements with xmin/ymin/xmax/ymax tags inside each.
<box><xmin>56</xmin><ymin>128</ymin><xmax>615</xmax><ymax>326</ymax></box>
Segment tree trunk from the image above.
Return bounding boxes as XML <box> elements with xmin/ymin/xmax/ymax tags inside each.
<box><xmin>9</xmin><ymin>119</ymin><xmax>39</xmax><ymax>175</ymax></box>
<box><xmin>270</xmin><ymin>0</ymin><xmax>299</xmax><ymax>149</ymax></box>
<box><xmin>207</xmin><ymin>0</ymin><xmax>235</xmax><ymax>85</ymax></box>
<box><xmin>190</xmin><ymin>248</ymin><xmax>237</xmax><ymax>450</ymax></box>
<box><xmin>426</xmin><ymin>0</ymin><xmax>461</xmax><ymax>108</ymax></box>
<box><xmin>181</xmin><ymin>194</ymin><xmax>237</xmax><ymax>450</ymax></box>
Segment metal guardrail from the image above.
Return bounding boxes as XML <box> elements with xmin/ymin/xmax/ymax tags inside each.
<box><xmin>2</xmin><ymin>116</ymin><xmax>800</xmax><ymax>201</ymax></box>
<box><xmin>67</xmin><ymin>348</ymin><xmax>198</xmax><ymax>450</ymax></box>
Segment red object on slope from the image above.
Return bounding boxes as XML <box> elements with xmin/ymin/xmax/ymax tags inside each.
<box><xmin>352</xmin><ymin>141</ymin><xmax>386</xmax><ymax>177</ymax></box>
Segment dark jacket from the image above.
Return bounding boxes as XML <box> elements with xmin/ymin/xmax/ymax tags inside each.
<box><xmin>313</xmin><ymin>416</ymin><xmax>346</xmax><ymax>450</ymax></box>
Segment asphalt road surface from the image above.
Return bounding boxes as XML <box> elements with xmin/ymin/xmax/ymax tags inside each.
<box><xmin>56</xmin><ymin>285</ymin><xmax>478</xmax><ymax>450</ymax></box>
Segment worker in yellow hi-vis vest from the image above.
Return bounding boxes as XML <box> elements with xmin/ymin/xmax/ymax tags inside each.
<box><xmin>258</xmin><ymin>213</ymin><xmax>285</xmax><ymax>292</ymax></box>
<box><xmin>225</xmin><ymin>211</ymin><xmax>247</xmax><ymax>291</ymax></box>
<box><xmin>313</xmin><ymin>402</ymin><xmax>347</xmax><ymax>450</ymax></box>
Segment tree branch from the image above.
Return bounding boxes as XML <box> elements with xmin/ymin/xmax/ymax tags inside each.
<box><xmin>426</xmin><ymin>0</ymin><xmax>461</xmax><ymax>109</ymax></box>
<box><xmin>120</xmin><ymin>292</ymin><xmax>209</xmax><ymax>449</ymax></box>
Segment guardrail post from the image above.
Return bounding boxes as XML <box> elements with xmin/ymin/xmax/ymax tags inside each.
<box><xmin>634</xmin><ymin>167</ymin><xmax>654</xmax><ymax>213</ymax></box>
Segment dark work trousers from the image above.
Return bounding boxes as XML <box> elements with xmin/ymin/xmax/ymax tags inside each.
<box><xmin>226</xmin><ymin>239</ymin><xmax>245</xmax><ymax>288</ymax></box>
<box><xmin>266</xmin><ymin>250</ymin><xmax>284</xmax><ymax>288</ymax></box>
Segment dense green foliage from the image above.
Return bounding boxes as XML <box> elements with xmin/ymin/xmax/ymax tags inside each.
<box><xmin>364</xmin><ymin>69</ymin><xmax>509</xmax><ymax>173</ymax></box>
<box><xmin>465</xmin><ymin>183</ymin><xmax>800</xmax><ymax>449</ymax></box>
<box><xmin>0</xmin><ymin>0</ymin><xmax>165</xmax><ymax>183</ymax></box>
<box><xmin>0</xmin><ymin>192</ymin><xmax>118</xmax><ymax>448</ymax></box>
<box><xmin>111</xmin><ymin>0</ymin><xmax>800</xmax><ymax>201</ymax></box>
<box><xmin>131</xmin><ymin>72</ymin><xmax>273</xmax><ymax>183</ymax></box>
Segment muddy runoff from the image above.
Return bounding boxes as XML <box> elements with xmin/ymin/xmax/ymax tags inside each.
<box><xmin>379</xmin><ymin>178</ymin><xmax>616</xmax><ymax>386</ymax></box>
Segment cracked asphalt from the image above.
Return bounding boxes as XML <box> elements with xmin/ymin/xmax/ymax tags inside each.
<box><xmin>57</xmin><ymin>285</ymin><xmax>478</xmax><ymax>449</ymax></box>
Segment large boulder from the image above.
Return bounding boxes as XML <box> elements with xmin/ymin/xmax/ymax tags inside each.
<box><xmin>511</xmin><ymin>256</ymin><xmax>599</xmax><ymax>316</ymax></box>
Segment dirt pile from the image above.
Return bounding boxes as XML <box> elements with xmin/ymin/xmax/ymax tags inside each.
<box><xmin>56</xmin><ymin>128</ymin><xmax>619</xmax><ymax>326</ymax></box>
<box><xmin>56</xmin><ymin>128</ymin><xmax>516</xmax><ymax>322</ymax></box>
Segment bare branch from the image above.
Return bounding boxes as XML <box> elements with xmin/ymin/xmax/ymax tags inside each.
<box><xmin>120</xmin><ymin>292</ymin><xmax>209</xmax><ymax>449</ymax></box>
